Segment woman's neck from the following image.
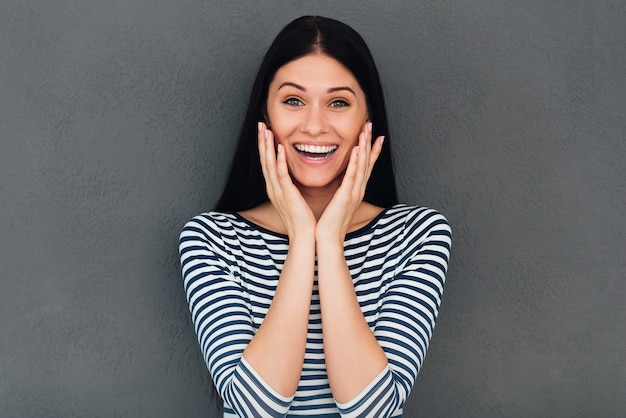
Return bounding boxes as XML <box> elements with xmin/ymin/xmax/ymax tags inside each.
<box><xmin>295</xmin><ymin>178</ymin><xmax>341</xmax><ymax>220</ymax></box>
<box><xmin>300</xmin><ymin>190</ymin><xmax>334</xmax><ymax>220</ymax></box>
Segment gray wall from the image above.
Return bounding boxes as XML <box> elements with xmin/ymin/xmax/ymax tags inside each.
<box><xmin>1</xmin><ymin>1</ymin><xmax>624</xmax><ymax>417</ymax></box>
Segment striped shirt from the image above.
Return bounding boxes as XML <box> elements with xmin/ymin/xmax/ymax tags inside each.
<box><xmin>179</xmin><ymin>204</ymin><xmax>451</xmax><ymax>417</ymax></box>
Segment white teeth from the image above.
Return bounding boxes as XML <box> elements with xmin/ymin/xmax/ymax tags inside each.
<box><xmin>294</xmin><ymin>144</ymin><xmax>338</xmax><ymax>154</ymax></box>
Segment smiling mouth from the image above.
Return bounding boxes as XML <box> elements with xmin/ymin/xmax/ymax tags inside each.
<box><xmin>294</xmin><ymin>144</ymin><xmax>338</xmax><ymax>160</ymax></box>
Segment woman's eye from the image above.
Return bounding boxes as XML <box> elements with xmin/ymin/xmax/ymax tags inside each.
<box><xmin>283</xmin><ymin>97</ymin><xmax>303</xmax><ymax>106</ymax></box>
<box><xmin>330</xmin><ymin>99</ymin><xmax>349</xmax><ymax>108</ymax></box>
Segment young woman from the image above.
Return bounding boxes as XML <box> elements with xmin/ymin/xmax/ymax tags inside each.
<box><xmin>179</xmin><ymin>16</ymin><xmax>451</xmax><ymax>417</ymax></box>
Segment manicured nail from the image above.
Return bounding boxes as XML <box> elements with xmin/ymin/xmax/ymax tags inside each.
<box><xmin>258</xmin><ymin>122</ymin><xmax>263</xmax><ymax>132</ymax></box>
<box><xmin>380</xmin><ymin>136</ymin><xmax>385</xmax><ymax>145</ymax></box>
<box><xmin>355</xmin><ymin>146</ymin><xmax>360</xmax><ymax>155</ymax></box>
<box><xmin>368</xmin><ymin>122</ymin><xmax>373</xmax><ymax>133</ymax></box>
<box><xmin>264</xmin><ymin>130</ymin><xmax>269</xmax><ymax>139</ymax></box>
<box><xmin>277</xmin><ymin>144</ymin><xmax>283</xmax><ymax>153</ymax></box>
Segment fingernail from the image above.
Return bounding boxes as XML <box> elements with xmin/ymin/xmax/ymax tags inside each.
<box><xmin>277</xmin><ymin>143</ymin><xmax>283</xmax><ymax>153</ymax></box>
<box><xmin>264</xmin><ymin>130</ymin><xmax>269</xmax><ymax>139</ymax></box>
<box><xmin>368</xmin><ymin>122</ymin><xmax>373</xmax><ymax>133</ymax></box>
<box><xmin>258</xmin><ymin>122</ymin><xmax>263</xmax><ymax>132</ymax></box>
<box><xmin>355</xmin><ymin>146</ymin><xmax>360</xmax><ymax>155</ymax></box>
<box><xmin>380</xmin><ymin>136</ymin><xmax>385</xmax><ymax>145</ymax></box>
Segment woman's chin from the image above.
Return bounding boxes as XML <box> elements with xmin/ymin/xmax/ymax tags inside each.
<box><xmin>292</xmin><ymin>175</ymin><xmax>342</xmax><ymax>192</ymax></box>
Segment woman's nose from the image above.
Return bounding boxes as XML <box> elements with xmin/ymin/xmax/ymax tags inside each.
<box><xmin>300</xmin><ymin>106</ymin><xmax>327</xmax><ymax>136</ymax></box>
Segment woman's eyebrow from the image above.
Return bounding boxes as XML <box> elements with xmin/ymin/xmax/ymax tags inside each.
<box><xmin>277</xmin><ymin>82</ymin><xmax>356</xmax><ymax>96</ymax></box>
<box><xmin>327</xmin><ymin>86</ymin><xmax>356</xmax><ymax>96</ymax></box>
<box><xmin>278</xmin><ymin>82</ymin><xmax>305</xmax><ymax>91</ymax></box>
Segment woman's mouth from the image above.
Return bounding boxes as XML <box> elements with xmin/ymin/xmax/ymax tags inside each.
<box><xmin>294</xmin><ymin>144</ymin><xmax>338</xmax><ymax>161</ymax></box>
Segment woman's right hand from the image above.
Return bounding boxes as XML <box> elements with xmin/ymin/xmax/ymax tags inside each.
<box><xmin>258</xmin><ymin>122</ymin><xmax>316</xmax><ymax>240</ymax></box>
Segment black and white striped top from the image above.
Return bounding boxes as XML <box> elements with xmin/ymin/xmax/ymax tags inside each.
<box><xmin>179</xmin><ymin>204</ymin><xmax>451</xmax><ymax>417</ymax></box>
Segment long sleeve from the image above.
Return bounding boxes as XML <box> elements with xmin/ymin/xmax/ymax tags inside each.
<box><xmin>335</xmin><ymin>207</ymin><xmax>452</xmax><ymax>417</ymax></box>
<box><xmin>179</xmin><ymin>214</ymin><xmax>294</xmax><ymax>417</ymax></box>
<box><xmin>180</xmin><ymin>206</ymin><xmax>450</xmax><ymax>417</ymax></box>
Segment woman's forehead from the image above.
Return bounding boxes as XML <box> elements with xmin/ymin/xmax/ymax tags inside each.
<box><xmin>271</xmin><ymin>54</ymin><xmax>362</xmax><ymax>94</ymax></box>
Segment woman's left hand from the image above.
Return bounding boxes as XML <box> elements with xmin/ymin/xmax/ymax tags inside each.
<box><xmin>316</xmin><ymin>122</ymin><xmax>384</xmax><ymax>244</ymax></box>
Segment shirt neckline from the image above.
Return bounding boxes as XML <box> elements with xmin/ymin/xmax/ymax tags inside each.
<box><xmin>229</xmin><ymin>205</ymin><xmax>396</xmax><ymax>240</ymax></box>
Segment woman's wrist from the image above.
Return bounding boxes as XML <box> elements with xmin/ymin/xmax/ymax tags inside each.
<box><xmin>288</xmin><ymin>228</ymin><xmax>317</xmax><ymax>248</ymax></box>
<box><xmin>315</xmin><ymin>236</ymin><xmax>345</xmax><ymax>257</ymax></box>
<box><xmin>315</xmin><ymin>225</ymin><xmax>347</xmax><ymax>248</ymax></box>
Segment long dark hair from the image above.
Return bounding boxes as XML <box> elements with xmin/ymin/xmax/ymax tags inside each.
<box><xmin>215</xmin><ymin>15</ymin><xmax>398</xmax><ymax>211</ymax></box>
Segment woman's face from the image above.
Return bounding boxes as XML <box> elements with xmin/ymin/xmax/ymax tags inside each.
<box><xmin>265</xmin><ymin>53</ymin><xmax>369</xmax><ymax>193</ymax></box>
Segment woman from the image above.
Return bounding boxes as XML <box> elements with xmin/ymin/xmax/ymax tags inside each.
<box><xmin>180</xmin><ymin>16</ymin><xmax>451</xmax><ymax>417</ymax></box>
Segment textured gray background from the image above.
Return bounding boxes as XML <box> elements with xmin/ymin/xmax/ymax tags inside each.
<box><xmin>1</xmin><ymin>1</ymin><xmax>625</xmax><ymax>417</ymax></box>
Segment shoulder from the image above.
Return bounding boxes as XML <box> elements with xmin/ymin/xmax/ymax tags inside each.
<box><xmin>183</xmin><ymin>211</ymin><xmax>238</xmax><ymax>230</ymax></box>
<box><xmin>178</xmin><ymin>212</ymin><xmax>245</xmax><ymax>273</ymax></box>
<box><xmin>384</xmin><ymin>204</ymin><xmax>451</xmax><ymax>242</ymax></box>
<box><xmin>387</xmin><ymin>205</ymin><xmax>452</xmax><ymax>278</ymax></box>
<box><xmin>381</xmin><ymin>203</ymin><xmax>448</xmax><ymax>224</ymax></box>
<box><xmin>179</xmin><ymin>211</ymin><xmax>240</xmax><ymax>246</ymax></box>
<box><xmin>181</xmin><ymin>211</ymin><xmax>238</xmax><ymax>232</ymax></box>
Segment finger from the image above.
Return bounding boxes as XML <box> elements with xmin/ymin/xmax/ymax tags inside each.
<box><xmin>362</xmin><ymin>122</ymin><xmax>373</xmax><ymax>168</ymax></box>
<box><xmin>258</xmin><ymin>122</ymin><xmax>273</xmax><ymax>193</ymax></box>
<box><xmin>366</xmin><ymin>135</ymin><xmax>384</xmax><ymax>178</ymax></box>
<box><xmin>260</xmin><ymin>123</ymin><xmax>280</xmax><ymax>200</ymax></box>
<box><xmin>263</xmin><ymin>128</ymin><xmax>280</xmax><ymax>193</ymax></box>
<box><xmin>339</xmin><ymin>142</ymin><xmax>360</xmax><ymax>200</ymax></box>
<box><xmin>358</xmin><ymin>123</ymin><xmax>379</xmax><ymax>197</ymax></box>
<box><xmin>258</xmin><ymin>122</ymin><xmax>274</xmax><ymax>174</ymax></box>
<box><xmin>258</xmin><ymin>122</ymin><xmax>267</xmax><ymax>176</ymax></box>
<box><xmin>275</xmin><ymin>142</ymin><xmax>292</xmax><ymax>188</ymax></box>
<box><xmin>370</xmin><ymin>135</ymin><xmax>384</xmax><ymax>162</ymax></box>
<box><xmin>353</xmin><ymin>124</ymin><xmax>370</xmax><ymax>195</ymax></box>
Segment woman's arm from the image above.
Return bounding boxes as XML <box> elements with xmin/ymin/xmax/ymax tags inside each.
<box><xmin>242</xmin><ymin>123</ymin><xmax>318</xmax><ymax>396</ymax></box>
<box><xmin>180</xmin><ymin>214</ymin><xmax>315</xmax><ymax>416</ymax></box>
<box><xmin>318</xmin><ymin>208</ymin><xmax>451</xmax><ymax>416</ymax></box>
<box><xmin>242</xmin><ymin>232</ymin><xmax>315</xmax><ymax>396</ymax></box>
<box><xmin>316</xmin><ymin>123</ymin><xmax>451</xmax><ymax>415</ymax></box>
<box><xmin>316</xmin><ymin>240</ymin><xmax>389</xmax><ymax>403</ymax></box>
<box><xmin>315</xmin><ymin>123</ymin><xmax>389</xmax><ymax>403</ymax></box>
